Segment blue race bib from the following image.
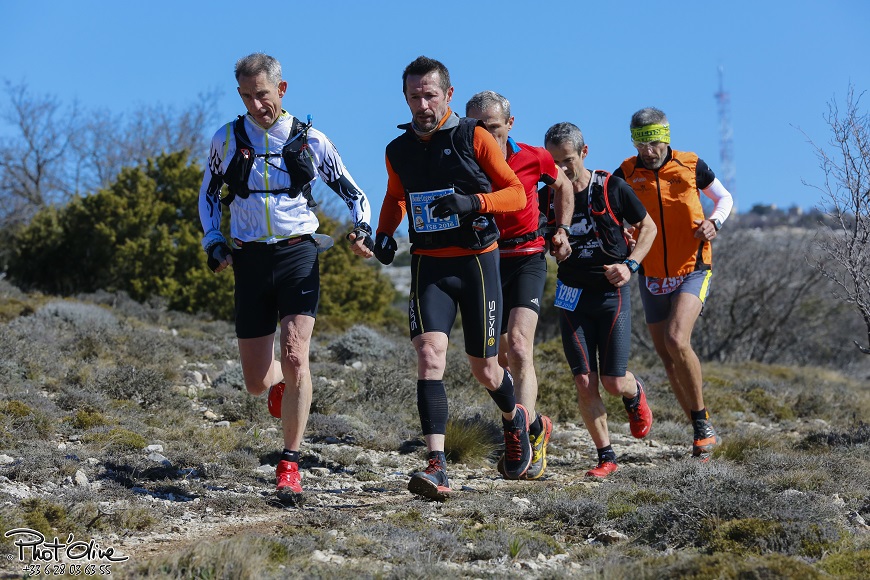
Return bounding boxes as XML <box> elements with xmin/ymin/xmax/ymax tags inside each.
<box><xmin>554</xmin><ymin>279</ymin><xmax>581</xmax><ymax>311</ymax></box>
<box><xmin>408</xmin><ymin>188</ymin><xmax>460</xmax><ymax>233</ymax></box>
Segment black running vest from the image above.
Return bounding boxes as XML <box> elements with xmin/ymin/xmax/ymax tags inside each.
<box><xmin>220</xmin><ymin>115</ymin><xmax>317</xmax><ymax>208</ymax></box>
<box><xmin>386</xmin><ymin>118</ymin><xmax>499</xmax><ymax>250</ymax></box>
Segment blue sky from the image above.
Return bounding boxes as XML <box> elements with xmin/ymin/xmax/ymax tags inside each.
<box><xmin>3</xmin><ymin>1</ymin><xmax>868</xmax><ymax>221</ymax></box>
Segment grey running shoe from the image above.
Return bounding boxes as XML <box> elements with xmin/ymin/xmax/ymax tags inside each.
<box><xmin>408</xmin><ymin>456</ymin><xmax>451</xmax><ymax>500</ymax></box>
<box><xmin>692</xmin><ymin>418</ymin><xmax>721</xmax><ymax>460</ymax></box>
<box><xmin>502</xmin><ymin>404</ymin><xmax>532</xmax><ymax>480</ymax></box>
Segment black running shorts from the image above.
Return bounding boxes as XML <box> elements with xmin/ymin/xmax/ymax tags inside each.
<box><xmin>232</xmin><ymin>237</ymin><xmax>319</xmax><ymax>339</ymax></box>
<box><xmin>499</xmin><ymin>251</ymin><xmax>547</xmax><ymax>332</ymax></box>
<box><xmin>409</xmin><ymin>250</ymin><xmax>502</xmax><ymax>359</ymax></box>
<box><xmin>558</xmin><ymin>284</ymin><xmax>631</xmax><ymax>377</ymax></box>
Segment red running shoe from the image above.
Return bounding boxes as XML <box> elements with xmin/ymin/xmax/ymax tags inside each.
<box><xmin>626</xmin><ymin>377</ymin><xmax>653</xmax><ymax>439</ymax></box>
<box><xmin>585</xmin><ymin>461</ymin><xmax>619</xmax><ymax>478</ymax></box>
<box><xmin>267</xmin><ymin>381</ymin><xmax>285</xmax><ymax>419</ymax></box>
<box><xmin>276</xmin><ymin>460</ymin><xmax>302</xmax><ymax>494</ymax></box>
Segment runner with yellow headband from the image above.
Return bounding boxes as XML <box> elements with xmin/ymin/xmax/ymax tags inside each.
<box><xmin>614</xmin><ymin>107</ymin><xmax>734</xmax><ymax>462</ymax></box>
<box><xmin>631</xmin><ymin>123</ymin><xmax>671</xmax><ymax>144</ymax></box>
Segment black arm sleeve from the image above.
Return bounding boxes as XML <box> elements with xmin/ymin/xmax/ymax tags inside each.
<box><xmin>696</xmin><ymin>158</ymin><xmax>716</xmax><ymax>190</ymax></box>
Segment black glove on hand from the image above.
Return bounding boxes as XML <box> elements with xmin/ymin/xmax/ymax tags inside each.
<box><xmin>346</xmin><ymin>222</ymin><xmax>374</xmax><ymax>251</ymax></box>
<box><xmin>427</xmin><ymin>193</ymin><xmax>481</xmax><ymax>219</ymax></box>
<box><xmin>373</xmin><ymin>232</ymin><xmax>398</xmax><ymax>265</ymax></box>
<box><xmin>206</xmin><ymin>242</ymin><xmax>232</xmax><ymax>273</ymax></box>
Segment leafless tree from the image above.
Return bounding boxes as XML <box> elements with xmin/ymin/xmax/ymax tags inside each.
<box><xmin>804</xmin><ymin>85</ymin><xmax>870</xmax><ymax>355</ymax></box>
<box><xmin>693</xmin><ymin>230</ymin><xmax>847</xmax><ymax>364</ymax></box>
<box><xmin>0</xmin><ymin>82</ymin><xmax>221</xmax><ymax>217</ymax></box>
<box><xmin>0</xmin><ymin>81</ymin><xmax>82</xmax><ymax>227</ymax></box>
<box><xmin>74</xmin><ymin>89</ymin><xmax>221</xmax><ymax>189</ymax></box>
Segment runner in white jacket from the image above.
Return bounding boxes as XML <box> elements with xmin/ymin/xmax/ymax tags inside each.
<box><xmin>197</xmin><ymin>52</ymin><xmax>373</xmax><ymax>500</ymax></box>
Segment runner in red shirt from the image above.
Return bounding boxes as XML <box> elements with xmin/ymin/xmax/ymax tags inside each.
<box><xmin>467</xmin><ymin>91</ymin><xmax>573</xmax><ymax>479</ymax></box>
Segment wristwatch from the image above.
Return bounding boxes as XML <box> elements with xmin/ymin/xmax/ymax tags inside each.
<box><xmin>712</xmin><ymin>218</ymin><xmax>722</xmax><ymax>231</ymax></box>
<box><xmin>623</xmin><ymin>259</ymin><xmax>639</xmax><ymax>273</ymax></box>
<box><xmin>558</xmin><ymin>224</ymin><xmax>572</xmax><ymax>235</ymax></box>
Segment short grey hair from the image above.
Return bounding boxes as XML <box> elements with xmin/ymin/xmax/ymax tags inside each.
<box><xmin>234</xmin><ymin>53</ymin><xmax>282</xmax><ymax>86</ymax></box>
<box><xmin>465</xmin><ymin>91</ymin><xmax>511</xmax><ymax>121</ymax></box>
<box><xmin>630</xmin><ymin>107</ymin><xmax>668</xmax><ymax>129</ymax></box>
<box><xmin>544</xmin><ymin>122</ymin><xmax>585</xmax><ymax>153</ymax></box>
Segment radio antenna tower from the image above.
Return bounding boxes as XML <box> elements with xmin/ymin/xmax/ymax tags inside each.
<box><xmin>715</xmin><ymin>65</ymin><xmax>736</xmax><ymax>195</ymax></box>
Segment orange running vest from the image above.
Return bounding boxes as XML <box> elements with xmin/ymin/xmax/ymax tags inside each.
<box><xmin>619</xmin><ymin>150</ymin><xmax>711</xmax><ymax>278</ymax></box>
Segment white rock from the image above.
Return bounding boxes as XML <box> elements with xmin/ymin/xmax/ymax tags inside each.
<box><xmin>215</xmin><ymin>421</ymin><xmax>231</xmax><ymax>428</ymax></box>
<box><xmin>145</xmin><ymin>444</ymin><xmax>164</xmax><ymax>453</ymax></box>
<box><xmin>74</xmin><ymin>471</ymin><xmax>88</xmax><ymax>486</ymax></box>
<box><xmin>0</xmin><ymin>455</ymin><xmax>14</xmax><ymax>465</ymax></box>
<box><xmin>511</xmin><ymin>497</ymin><xmax>532</xmax><ymax>509</ymax></box>
<box><xmin>147</xmin><ymin>452</ymin><xmax>170</xmax><ymax>464</ymax></box>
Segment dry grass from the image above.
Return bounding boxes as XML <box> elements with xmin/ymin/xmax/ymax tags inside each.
<box><xmin>0</xmin><ymin>280</ymin><xmax>869</xmax><ymax>579</ymax></box>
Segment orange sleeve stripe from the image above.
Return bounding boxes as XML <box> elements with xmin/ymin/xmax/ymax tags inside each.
<box><xmin>377</xmin><ymin>154</ymin><xmax>407</xmax><ymax>235</ymax></box>
<box><xmin>472</xmin><ymin>126</ymin><xmax>524</xmax><ymax>214</ymax></box>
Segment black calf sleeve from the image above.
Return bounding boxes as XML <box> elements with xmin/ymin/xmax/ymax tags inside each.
<box><xmin>486</xmin><ymin>369</ymin><xmax>516</xmax><ymax>414</ymax></box>
<box><xmin>417</xmin><ymin>379</ymin><xmax>448</xmax><ymax>435</ymax></box>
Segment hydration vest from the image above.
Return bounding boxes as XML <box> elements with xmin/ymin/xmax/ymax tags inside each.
<box><xmin>220</xmin><ymin>115</ymin><xmax>317</xmax><ymax>208</ymax></box>
<box><xmin>542</xmin><ymin>170</ymin><xmax>630</xmax><ymax>259</ymax></box>
<box><xmin>386</xmin><ymin>117</ymin><xmax>500</xmax><ymax>251</ymax></box>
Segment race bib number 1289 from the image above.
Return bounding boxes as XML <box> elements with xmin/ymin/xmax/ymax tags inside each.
<box><xmin>554</xmin><ymin>280</ymin><xmax>581</xmax><ymax>311</ymax></box>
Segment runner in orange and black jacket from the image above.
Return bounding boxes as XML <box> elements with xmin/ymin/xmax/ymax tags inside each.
<box><xmin>370</xmin><ymin>57</ymin><xmax>531</xmax><ymax>500</ymax></box>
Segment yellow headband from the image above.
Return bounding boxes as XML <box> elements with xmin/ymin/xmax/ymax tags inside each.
<box><xmin>631</xmin><ymin>123</ymin><xmax>670</xmax><ymax>144</ymax></box>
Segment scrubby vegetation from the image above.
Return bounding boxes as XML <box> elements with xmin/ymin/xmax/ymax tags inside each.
<box><xmin>0</xmin><ymin>276</ymin><xmax>868</xmax><ymax>578</ymax></box>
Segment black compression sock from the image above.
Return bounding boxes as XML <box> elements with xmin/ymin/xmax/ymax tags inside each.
<box><xmin>488</xmin><ymin>369</ymin><xmax>516</xmax><ymax>415</ymax></box>
<box><xmin>281</xmin><ymin>449</ymin><xmax>300</xmax><ymax>464</ymax></box>
<box><xmin>596</xmin><ymin>445</ymin><xmax>617</xmax><ymax>463</ymax></box>
<box><xmin>417</xmin><ymin>380</ymin><xmax>448</xmax><ymax>435</ymax></box>
<box><xmin>623</xmin><ymin>382</ymin><xmax>641</xmax><ymax>410</ymax></box>
<box><xmin>529</xmin><ymin>414</ymin><xmax>543</xmax><ymax>437</ymax></box>
<box><xmin>690</xmin><ymin>408</ymin><xmax>709</xmax><ymax>422</ymax></box>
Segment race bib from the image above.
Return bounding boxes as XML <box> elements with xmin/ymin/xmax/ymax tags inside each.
<box><xmin>554</xmin><ymin>279</ymin><xmax>582</xmax><ymax>311</ymax></box>
<box><xmin>408</xmin><ymin>188</ymin><xmax>460</xmax><ymax>233</ymax></box>
<box><xmin>645</xmin><ymin>275</ymin><xmax>686</xmax><ymax>295</ymax></box>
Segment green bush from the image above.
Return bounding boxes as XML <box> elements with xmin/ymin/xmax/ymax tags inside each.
<box><xmin>7</xmin><ymin>153</ymin><xmax>403</xmax><ymax>330</ymax></box>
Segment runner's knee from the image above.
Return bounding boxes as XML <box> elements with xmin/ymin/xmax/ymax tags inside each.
<box><xmin>599</xmin><ymin>375</ymin><xmax>625</xmax><ymax>397</ymax></box>
<box><xmin>470</xmin><ymin>358</ymin><xmax>503</xmax><ymax>390</ymax></box>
